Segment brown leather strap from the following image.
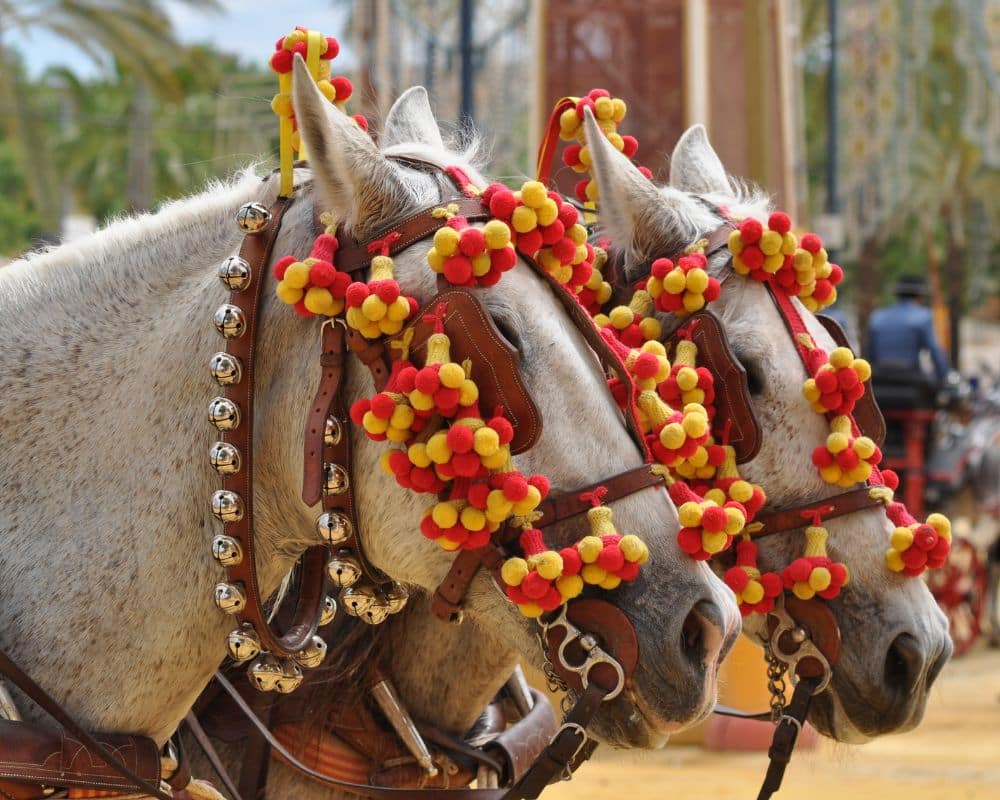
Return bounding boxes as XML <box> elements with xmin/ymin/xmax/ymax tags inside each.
<box><xmin>302</xmin><ymin>322</ymin><xmax>348</xmax><ymax>507</ymax></box>
<box><xmin>756</xmin><ymin>677</ymin><xmax>819</xmax><ymax>800</ymax></box>
<box><xmin>0</xmin><ymin>649</ymin><xmax>168</xmax><ymax>800</ymax></box>
<box><xmin>483</xmin><ymin>691</ymin><xmax>558</xmax><ymax>786</ymax></box>
<box><xmin>334</xmin><ymin>197</ymin><xmax>490</xmax><ymax>273</ymax></box>
<box><xmin>238</xmin><ymin>699</ymin><xmax>275</xmax><ymax>800</ymax></box>
<box><xmin>431</xmin><ymin>546</ymin><xmax>503</xmax><ymax>622</ymax></box>
<box><xmin>183</xmin><ymin>712</ymin><xmax>246</xmax><ymax>800</ymax></box>
<box><xmin>749</xmin><ymin>485</ymin><xmax>887</xmax><ymax>538</ymax></box>
<box><xmin>533</xmin><ymin>465</ymin><xmax>663</xmax><ymax>529</ymax></box>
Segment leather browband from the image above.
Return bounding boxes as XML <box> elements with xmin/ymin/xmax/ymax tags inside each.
<box><xmin>748</xmin><ymin>480</ymin><xmax>887</xmax><ymax>539</ymax></box>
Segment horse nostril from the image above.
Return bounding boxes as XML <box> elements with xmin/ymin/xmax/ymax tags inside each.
<box><xmin>680</xmin><ymin>600</ymin><xmax>726</xmax><ymax>668</ymax></box>
<box><xmin>681</xmin><ymin>612</ymin><xmax>703</xmax><ymax>657</ymax></box>
<box><xmin>884</xmin><ymin>632</ymin><xmax>926</xmax><ymax>694</ymax></box>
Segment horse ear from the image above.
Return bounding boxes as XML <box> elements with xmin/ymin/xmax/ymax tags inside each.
<box><xmin>584</xmin><ymin>108</ymin><xmax>682</xmax><ymax>262</ymax></box>
<box><xmin>669</xmin><ymin>124</ymin><xmax>730</xmax><ymax>194</ymax></box>
<box><xmin>382</xmin><ymin>87</ymin><xmax>445</xmax><ymax>150</ymax></box>
<box><xmin>292</xmin><ymin>55</ymin><xmax>411</xmax><ymax>235</ymax></box>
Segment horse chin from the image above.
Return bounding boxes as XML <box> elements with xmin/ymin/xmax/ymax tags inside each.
<box><xmin>807</xmin><ymin>683</ymin><xmax>926</xmax><ymax>743</ymax></box>
<box><xmin>587</xmin><ymin>683</ymin><xmax>718</xmax><ymax>750</ymax></box>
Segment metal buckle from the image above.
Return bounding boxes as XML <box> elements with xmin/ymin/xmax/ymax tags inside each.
<box><xmin>554</xmin><ymin>722</ymin><xmax>590</xmax><ymax>781</ymax></box>
<box><xmin>541</xmin><ymin>606</ymin><xmax>626</xmax><ymax>701</ymax></box>
<box><xmin>768</xmin><ymin>597</ymin><xmax>832</xmax><ymax>693</ymax></box>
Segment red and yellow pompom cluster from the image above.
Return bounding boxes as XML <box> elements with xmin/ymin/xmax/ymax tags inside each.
<box><xmin>268</xmin><ymin>28</ymin><xmax>367</xmax><ymax>136</ymax></box>
<box><xmin>670</xmin><ymin>481</ymin><xmax>747</xmax><ymax>560</ymax></box>
<box><xmin>344</xmin><ymin>254</ymin><xmax>418</xmax><ymax>339</ymax></box>
<box><xmin>727</xmin><ymin>212</ymin><xmax>843</xmax><ymax>312</ymax></box>
<box><xmin>480</xmin><ymin>181</ymin><xmax>595</xmax><ymax>293</ymax></box>
<box><xmin>273</xmin><ymin>233</ymin><xmax>351</xmax><ymax>317</ymax></box>
<box><xmin>577</xmin><ymin>244</ymin><xmax>614</xmax><ymax>315</ymax></box>
<box><xmin>646</xmin><ymin>252</ymin><xmax>721</xmax><ymax>316</ymax></box>
<box><xmin>885</xmin><ymin>512</ymin><xmax>951</xmax><ymax>576</ymax></box>
<box><xmin>811</xmin><ymin>415</ymin><xmax>881</xmax><ymax>487</ymax></box>
<box><xmin>802</xmin><ymin>346</ymin><xmax>872</xmax><ymax>417</ymax></box>
<box><xmin>501</xmin><ymin>501</ymin><xmax>649</xmax><ymax>617</ymax></box>
<box><xmin>426</xmin><ymin>211</ymin><xmax>517</xmax><ymax>288</ymax></box>
<box><xmin>781</xmin><ymin>525</ymin><xmax>849</xmax><ymax>600</ymax></box>
<box><xmin>658</xmin><ymin>339</ymin><xmax>716</xmax><ymax>412</ymax></box>
<box><xmin>557</xmin><ymin>88</ymin><xmax>649</xmax><ymax>203</ymax></box>
<box><xmin>595</xmin><ymin>289</ymin><xmax>662</xmax><ymax>347</ymax></box>
<box><xmin>724</xmin><ymin>539</ymin><xmax>783</xmax><ymax>616</ymax></box>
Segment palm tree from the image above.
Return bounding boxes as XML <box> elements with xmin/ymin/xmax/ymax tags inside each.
<box><xmin>0</xmin><ymin>0</ymin><xmax>219</xmax><ymax>234</ymax></box>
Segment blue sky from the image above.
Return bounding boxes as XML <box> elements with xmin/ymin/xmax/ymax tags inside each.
<box><xmin>4</xmin><ymin>1</ymin><xmax>353</xmax><ymax>77</ymax></box>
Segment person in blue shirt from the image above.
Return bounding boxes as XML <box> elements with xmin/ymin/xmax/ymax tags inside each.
<box><xmin>867</xmin><ymin>274</ymin><xmax>950</xmax><ymax>386</ymax></box>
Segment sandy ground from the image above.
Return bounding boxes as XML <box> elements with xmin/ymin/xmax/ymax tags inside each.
<box><xmin>544</xmin><ymin>646</ymin><xmax>1000</xmax><ymax>800</ymax></box>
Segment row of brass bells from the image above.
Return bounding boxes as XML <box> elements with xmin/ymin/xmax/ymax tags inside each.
<box><xmin>210</xmin><ymin>352</ymin><xmax>243</xmax><ymax>386</ymax></box>
<box><xmin>247</xmin><ymin>654</ymin><xmax>303</xmax><ymax>694</ymax></box>
<box><xmin>340</xmin><ymin>582</ymin><xmax>409</xmax><ymax>625</ymax></box>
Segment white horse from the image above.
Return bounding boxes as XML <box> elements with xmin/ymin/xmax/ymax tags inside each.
<box><xmin>582</xmin><ymin>111</ymin><xmax>952</xmax><ymax>742</ymax></box>
<box><xmin>0</xmin><ymin>57</ymin><xmax>738</xmax><ymax>774</ymax></box>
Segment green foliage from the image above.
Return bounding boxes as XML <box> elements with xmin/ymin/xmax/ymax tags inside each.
<box><xmin>0</xmin><ymin>140</ymin><xmax>43</xmax><ymax>255</ymax></box>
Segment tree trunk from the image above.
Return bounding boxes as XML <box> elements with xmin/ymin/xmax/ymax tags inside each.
<box><xmin>125</xmin><ymin>82</ymin><xmax>153</xmax><ymax>212</ymax></box>
<box><xmin>856</xmin><ymin>235</ymin><xmax>884</xmax><ymax>358</ymax></box>
<box><xmin>944</xmin><ymin>212</ymin><xmax>965</xmax><ymax>369</ymax></box>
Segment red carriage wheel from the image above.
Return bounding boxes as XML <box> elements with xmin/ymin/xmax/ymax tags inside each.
<box><xmin>926</xmin><ymin>536</ymin><xmax>986</xmax><ymax>657</ymax></box>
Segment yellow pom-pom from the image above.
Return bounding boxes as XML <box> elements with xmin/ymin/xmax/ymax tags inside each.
<box><xmin>682</xmin><ymin>292</ymin><xmax>706</xmax><ymax>313</ymax></box>
<box><xmin>829</xmin><ymin>347</ymin><xmax>853</xmax><ymax>369</ymax></box>
<box><xmin>433</xmin><ymin>226</ymin><xmax>460</xmax><ymax>257</ymax></box>
<box><xmin>685</xmin><ymin>268</ymin><xmax>710</xmax><ymax>294</ymax></box>
<box><xmin>724</xmin><ymin>507</ymin><xmax>746</xmax><ymax>535</ymax></box>
<box><xmin>481</xmin><ymin>448</ymin><xmax>509</xmax><ymax>471</ymax></box>
<box><xmin>408</xmin><ymin>442</ymin><xmax>431</xmax><ymax>468</ymax></box>
<box><xmin>703</xmin><ymin>531</ymin><xmax>729</xmax><ymax>554</ymax></box>
<box><xmin>594</xmin><ymin>95</ymin><xmax>614</xmax><ymax>120</ymax></box>
<box><xmin>275</xmin><ymin>281</ymin><xmax>304</xmax><ymax>305</ymax></box>
<box><xmin>607</xmin><ymin>131</ymin><xmax>624</xmax><ymax>151</ymax></box>
<box><xmin>362</xmin><ymin>411</ymin><xmax>389</xmax><ymax>434</ymax></box>
<box><xmin>471</xmin><ymin>253</ymin><xmax>491</xmax><ymax>277</ymax></box>
<box><xmin>819</xmin><ymin>464</ymin><xmax>842</xmax><ymax>484</ymax></box>
<box><xmin>792</xmin><ymin>581</ymin><xmax>814</xmax><ymax>600</ymax></box>
<box><xmin>759</xmin><ymin>230</ymin><xmax>783</xmax><ymax>256</ymax></box>
<box><xmin>559</xmin><ymin>108</ymin><xmax>580</xmax><ymax>136</ymax></box>
<box><xmin>578</xmin><ymin>146</ymin><xmax>592</xmax><ymax>167</ymax></box>
<box><xmin>676</xmin><ymin>366</ymin><xmax>699</xmax><ymax>392</ymax></box>
<box><xmin>619</xmin><ymin>534</ymin><xmax>649</xmax><ymax>564</ymax></box>
<box><xmin>705</xmin><ymin>488</ymin><xmax>727</xmax><ymax>506</ymax></box>
<box><xmin>317</xmin><ymin>80</ymin><xmax>337</xmax><ymax>102</ymax></box>
<box><xmin>534</xmin><ymin>551</ymin><xmax>564</xmax><ymax>581</ymax></box>
<box><xmin>557</xmin><ymin>574</ymin><xmax>584</xmax><ymax>600</ymax></box>
<box><xmin>270</xmin><ymin>93</ymin><xmax>294</xmax><ymax>117</ymax></box>
<box><xmin>803</xmin><ymin>379</ymin><xmax>821</xmax><ymax>403</ymax></box>
<box><xmin>577</xmin><ymin>535</ymin><xmax>603</xmax><ymax>563</ymax></box>
<box><xmin>926</xmin><ymin>513</ymin><xmax>951</xmax><ymax>539</ymax></box>
<box><xmin>379</xmin><ymin>450</ymin><xmax>395</xmax><ymax>475</ymax></box>
<box><xmin>511</xmin><ymin>485</ymin><xmax>542</xmax><ymax>516</ymax></box>
<box><xmin>682</xmin><ymin>413</ymin><xmax>708</xmax><ymax>439</ymax></box>
<box><xmin>389</xmin><ymin>404</ymin><xmax>414</xmax><ymax>430</ymax></box>
<box><xmin>533</xmin><ymin>198</ymin><xmax>557</xmax><ymax>227</ymax></box>
<box><xmin>581</xmin><ymin>564</ymin><xmax>608</xmax><ymax>585</ymax></box>
<box><xmin>427</xmin><ymin>247</ymin><xmax>445</xmax><ymax>272</ymax></box>
<box><xmin>483</xmin><ymin>219</ymin><xmax>511</xmax><ymax>249</ymax></box>
<box><xmin>459</xmin><ymin>379</ymin><xmax>479</xmax><ymax>407</ymax></box>
<box><xmin>425</xmin><ymin>434</ymin><xmax>452</xmax><ymax>464</ymax></box>
<box><xmin>473</xmin><ymin>426</ymin><xmax>500</xmax><ymax>457</ymax></box>
<box><xmin>511</xmin><ymin>205</ymin><xmax>538</xmax><ymax>233</ymax></box>
<box><xmin>283</xmin><ymin>261</ymin><xmax>310</xmax><ymax>289</ymax></box>
<box><xmin>460</xmin><ymin>505</ymin><xmax>486</xmax><ymax>531</ymax></box>
<box><xmin>599</xmin><ymin>574</ymin><xmax>622</xmax><ymax>590</ymax></box>
<box><xmin>361</xmin><ymin>294</ymin><xmax>387</xmax><ymax>321</ymax></box>
<box><xmin>729</xmin><ymin>480</ymin><xmax>754</xmax><ymax>504</ymax></box>
<box><xmin>781</xmin><ymin>232</ymin><xmax>798</xmax><ymax>255</ymax></box>
<box><xmin>742</xmin><ymin>579</ymin><xmax>765</xmax><ymax>605</ymax></box>
<box><xmin>885</xmin><ymin>548</ymin><xmax>905</xmax><ymax>572</ymax></box>
<box><xmin>826</xmin><ymin>432</ymin><xmax>849</xmax><ymax>453</ymax></box>
<box><xmin>639</xmin><ymin>317</ymin><xmax>662</xmax><ymax>341</ymax></box>
<box><xmin>660</xmin><ymin>423</ymin><xmax>686</xmax><ymax>450</ymax></box>
<box><xmin>611</xmin><ymin>97</ymin><xmax>627</xmax><ymax>122</ymax></box>
<box><xmin>663</xmin><ymin>268</ymin><xmax>687</xmax><ymax>294</ymax></box>
<box><xmin>501</xmin><ymin>557</ymin><xmax>529</xmax><ymax>586</ymax></box>
<box><xmin>854</xmin><ymin>359</ymin><xmax>872</xmax><ymax>382</ymax></box>
<box><xmin>410</xmin><ymin>390</ymin><xmax>434</xmax><ymax>412</ymax></box>
<box><xmin>518</xmin><ymin>601</ymin><xmax>544</xmax><ymax>618</ymax></box>
<box><xmin>853</xmin><ymin>437</ymin><xmax>876</xmax><ymax>459</ymax></box>
<box><xmin>386</xmin><ymin>297</ymin><xmax>411</xmax><ymax>322</ymax></box>
<box><xmin>890</xmin><ymin>526</ymin><xmax>914</xmax><ymax>551</ymax></box>
<box><xmin>432</xmin><ymin>501</ymin><xmax>459</xmax><ymax>529</ymax></box>
<box><xmin>608</xmin><ymin>305</ymin><xmax>634</xmax><ymax>329</ymax></box>
<box><xmin>678</xmin><ymin>501</ymin><xmax>703</xmax><ymax>527</ymax></box>
<box><xmin>438</xmin><ymin>362</ymin><xmax>465</xmax><ymax>389</ymax></box>
<box><xmin>520</xmin><ymin>181</ymin><xmax>548</xmax><ymax>209</ymax></box>
<box><xmin>808</xmin><ymin>566</ymin><xmax>832</xmax><ymax>591</ymax></box>
<box><xmin>585</xmin><ymin>179</ymin><xmax>599</xmax><ymax>201</ymax></box>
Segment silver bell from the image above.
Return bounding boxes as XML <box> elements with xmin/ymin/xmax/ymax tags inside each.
<box><xmin>294</xmin><ymin>635</ymin><xmax>328</xmax><ymax>669</ymax></box>
<box><xmin>227</xmin><ymin>626</ymin><xmax>262</xmax><ymax>663</ymax></box>
<box><xmin>247</xmin><ymin>654</ymin><xmax>283</xmax><ymax>692</ymax></box>
<box><xmin>324</xmin><ymin>417</ymin><xmax>343</xmax><ymax>446</ymax></box>
<box><xmin>208</xmin><ymin>397</ymin><xmax>241</xmax><ymax>431</ymax></box>
<box><xmin>274</xmin><ymin>659</ymin><xmax>304</xmax><ymax>694</ymax></box>
<box><xmin>327</xmin><ymin>554</ymin><xmax>362</xmax><ymax>587</ymax></box>
<box><xmin>322</xmin><ymin>463</ymin><xmax>349</xmax><ymax>495</ymax></box>
<box><xmin>316</xmin><ymin>511</ymin><xmax>352</xmax><ymax>546</ymax></box>
<box><xmin>213</xmin><ymin>304</ymin><xmax>247</xmax><ymax>339</ymax></box>
<box><xmin>361</xmin><ymin>600</ymin><xmax>392</xmax><ymax>626</ymax></box>
<box><xmin>214</xmin><ymin>582</ymin><xmax>246</xmax><ymax>615</ymax></box>
<box><xmin>340</xmin><ymin>584</ymin><xmax>377</xmax><ymax>617</ymax></box>
<box><xmin>211</xmin><ymin>490</ymin><xmax>245</xmax><ymax>523</ymax></box>
<box><xmin>319</xmin><ymin>595</ymin><xmax>337</xmax><ymax>626</ymax></box>
<box><xmin>384</xmin><ymin>583</ymin><xmax>410</xmax><ymax>615</ymax></box>
<box><xmin>211</xmin><ymin>534</ymin><xmax>243</xmax><ymax>566</ymax></box>
<box><xmin>209</xmin><ymin>352</ymin><xmax>243</xmax><ymax>386</ymax></box>
<box><xmin>218</xmin><ymin>256</ymin><xmax>251</xmax><ymax>291</ymax></box>
<box><xmin>210</xmin><ymin>442</ymin><xmax>241</xmax><ymax>476</ymax></box>
<box><xmin>236</xmin><ymin>202</ymin><xmax>271</xmax><ymax>234</ymax></box>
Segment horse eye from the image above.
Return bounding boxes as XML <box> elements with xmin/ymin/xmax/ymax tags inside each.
<box><xmin>739</xmin><ymin>357</ymin><xmax>765</xmax><ymax>396</ymax></box>
<box><xmin>491</xmin><ymin>314</ymin><xmax>521</xmax><ymax>352</ymax></box>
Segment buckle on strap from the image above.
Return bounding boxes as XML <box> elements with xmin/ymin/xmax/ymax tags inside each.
<box><xmin>541</xmin><ymin>605</ymin><xmax>626</xmax><ymax>701</ymax></box>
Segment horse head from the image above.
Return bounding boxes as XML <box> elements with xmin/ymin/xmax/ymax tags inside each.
<box><xmin>584</xmin><ymin>112</ymin><xmax>950</xmax><ymax>742</ymax></box>
<box><xmin>279</xmin><ymin>61</ymin><xmax>740</xmax><ymax>747</ymax></box>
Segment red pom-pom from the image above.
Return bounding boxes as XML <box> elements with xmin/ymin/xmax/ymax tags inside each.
<box><xmin>489</xmin><ymin>416</ymin><xmax>514</xmax><ymax>444</ymax></box>
<box><xmin>527</xmin><ymin>474</ymin><xmax>550</xmax><ymax>498</ymax></box>
<box><xmin>740</xmin><ymin>245</ymin><xmax>764</xmax><ymax>270</ymax></box>
<box><xmin>459</xmin><ymin>227</ymin><xmax>486</xmax><ymax>256</ymax></box>
<box><xmin>273</xmin><ymin>255</ymin><xmax>296</xmax><ymax>280</ymax></box>
<box><xmin>349</xmin><ymin>398</ymin><xmax>370</xmax><ymax>425</ymax></box>
<box><xmin>369</xmin><ymin>393</ymin><xmax>396</xmax><ymax>419</ymax></box>
<box><xmin>521</xmin><ymin>571</ymin><xmax>551</xmax><ymax>600</ymax></box>
<box><xmin>516</xmin><ymin>229</ymin><xmax>544</xmax><ymax>256</ymax></box>
<box><xmin>768</xmin><ymin>211</ymin><xmax>791</xmax><ymax>234</ymax></box>
<box><xmin>678</xmin><ymin>527</ymin><xmax>704</xmax><ymax>555</ymax></box>
<box><xmin>309</xmin><ymin>260</ymin><xmax>337</xmax><ymax>287</ymax></box>
<box><xmin>503</xmin><ymin>474</ymin><xmax>529</xmax><ymax>501</ymax></box>
<box><xmin>490</xmin><ymin>246</ymin><xmax>517</xmax><ymax>273</ymax></box>
<box><xmin>540</xmin><ymin>220</ymin><xmax>565</xmax><ymax>245</ymax></box>
<box><xmin>420</xmin><ymin>516</ymin><xmax>442</xmax><ymax>540</ymax></box>
<box><xmin>374</xmin><ymin>280</ymin><xmax>400</xmax><ymax>303</ymax></box>
<box><xmin>443</xmin><ymin>255</ymin><xmax>473</xmax><ymax>285</ymax></box>
<box><xmin>574</xmin><ymin>180</ymin><xmax>589</xmax><ymax>203</ymax></box>
<box><xmin>270</xmin><ymin>49</ymin><xmax>293</xmax><ymax>73</ymax></box>
<box><xmin>453</xmin><ymin>452</ymin><xmax>482</xmax><ymax>478</ymax></box>
<box><xmin>561</xmin><ymin>547</ymin><xmax>583</xmax><ymax>575</ymax></box>
<box><xmin>638</xmin><ymin>166</ymin><xmax>653</xmax><ymax>179</ymax></box>
<box><xmin>563</xmin><ymin>144</ymin><xmax>582</xmax><ymax>167</ymax></box>
<box><xmin>597</xmin><ymin>544</ymin><xmax>625</xmax><ymax>573</ymax></box>
<box><xmin>293</xmin><ymin>299</ymin><xmax>313</xmax><ymax>317</ymax></box>
<box><xmin>739</xmin><ymin>218</ymin><xmax>763</xmax><ymax>244</ymax></box>
<box><xmin>882</xmin><ymin>470</ymin><xmax>900</xmax><ymax>490</ymax></box>
<box><xmin>353</xmin><ymin>114</ymin><xmax>368</xmax><ymax>131</ymax></box>
<box><xmin>558</xmin><ymin>203</ymin><xmax>579</xmax><ymax>229</ymax></box>
<box><xmin>489</xmin><ymin>191</ymin><xmax>518</xmax><ymax>220</ymax></box>
<box><xmin>324</xmin><ymin>37</ymin><xmax>340</xmax><ymax>59</ymax></box>
<box><xmin>329</xmin><ymin>271</ymin><xmax>351</xmax><ymax>298</ymax></box>
<box><xmin>551</xmin><ymin>237</ymin><xmax>577</xmax><ymax>263</ymax></box>
<box><xmin>467</xmin><ymin>482</ymin><xmax>490</xmax><ymax>509</ymax></box>
<box><xmin>829</xmin><ymin>264</ymin><xmax>844</xmax><ymax>284</ymax></box>
<box><xmin>622</xmin><ymin>135</ymin><xmax>639</xmax><ymax>158</ymax></box>
<box><xmin>785</xmin><ymin>558</ymin><xmax>812</xmax><ymax>583</ymax></box>
<box><xmin>446</xmin><ymin>425</ymin><xmax>475</xmax><ymax>453</ymax></box>
<box><xmin>414</xmin><ymin>367</ymin><xmax>440</xmax><ymax>395</ymax></box>
<box><xmin>725</xmin><ymin>566</ymin><xmax>751</xmax><ymax>592</ymax></box>
<box><xmin>700</xmin><ymin>505</ymin><xmax>728</xmax><ymax>532</ymax></box>
<box><xmin>800</xmin><ymin>233</ymin><xmax>822</xmax><ymax>253</ymax></box>
<box><xmin>345</xmin><ymin>282</ymin><xmax>369</xmax><ymax>307</ymax></box>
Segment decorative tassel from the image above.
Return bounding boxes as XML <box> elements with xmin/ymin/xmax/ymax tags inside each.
<box><xmin>802</xmin><ymin>345</ymin><xmax>872</xmax><ymax>417</ymax></box>
<box><xmin>811</xmin><ymin>415</ymin><xmax>881</xmax><ymax>487</ymax></box>
<box><xmin>670</xmin><ymin>481</ymin><xmax>744</xmax><ymax>559</ymax></box>
<box><xmin>573</xmin><ymin>487</ymin><xmax>650</xmax><ymax>589</ymax></box>
<box><xmin>781</xmin><ymin>511</ymin><xmax>849</xmax><ymax>600</ymax></box>
<box><xmin>398</xmin><ymin>305</ymin><xmax>479</xmax><ymax>418</ymax></box>
<box><xmin>885</xmin><ymin>511</ymin><xmax>951</xmax><ymax>576</ymax></box>
<box><xmin>595</xmin><ymin>289</ymin><xmax>662</xmax><ymax>347</ymax></box>
<box><xmin>724</xmin><ymin>538</ymin><xmax>783</xmax><ymax>616</ymax></box>
<box><xmin>344</xmin><ymin>235</ymin><xmax>417</xmax><ymax>339</ymax></box>
<box><xmin>273</xmin><ymin>232</ymin><xmax>351</xmax><ymax>317</ymax></box>
<box><xmin>645</xmin><ymin>251</ymin><xmax>721</xmax><ymax>315</ymax></box>
<box><xmin>425</xmin><ymin>208</ymin><xmax>517</xmax><ymax>288</ymax></box>
<box><xmin>502</xmin><ymin>527</ymin><xmax>583</xmax><ymax>618</ymax></box>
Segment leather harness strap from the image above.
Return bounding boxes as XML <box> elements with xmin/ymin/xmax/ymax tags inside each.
<box><xmin>748</xmin><ymin>485</ymin><xmax>888</xmax><ymax>538</ymax></box>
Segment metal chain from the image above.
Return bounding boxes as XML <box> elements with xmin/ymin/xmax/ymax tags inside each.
<box><xmin>762</xmin><ymin>635</ymin><xmax>789</xmax><ymax>723</ymax></box>
<box><xmin>537</xmin><ymin>630</ymin><xmax>570</xmax><ymax>695</ymax></box>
